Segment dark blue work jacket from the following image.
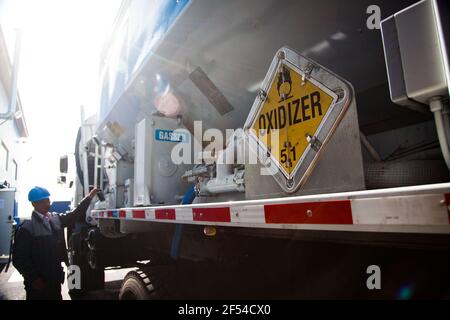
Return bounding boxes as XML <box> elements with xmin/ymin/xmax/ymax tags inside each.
<box><xmin>12</xmin><ymin>196</ymin><xmax>92</xmax><ymax>288</ymax></box>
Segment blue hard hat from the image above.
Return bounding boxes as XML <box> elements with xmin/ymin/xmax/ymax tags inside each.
<box><xmin>28</xmin><ymin>186</ymin><xmax>51</xmax><ymax>202</ymax></box>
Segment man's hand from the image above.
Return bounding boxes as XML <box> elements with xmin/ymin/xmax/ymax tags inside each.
<box><xmin>31</xmin><ymin>278</ymin><xmax>46</xmax><ymax>291</ymax></box>
<box><xmin>88</xmin><ymin>188</ymin><xmax>100</xmax><ymax>200</ymax></box>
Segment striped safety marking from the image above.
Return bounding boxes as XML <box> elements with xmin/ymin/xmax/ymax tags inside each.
<box><xmin>107</xmin><ymin>210</ymin><xmax>118</xmax><ymax>218</ymax></box>
<box><xmin>90</xmin><ymin>193</ymin><xmax>450</xmax><ymax>232</ymax></box>
<box><xmin>132</xmin><ymin>210</ymin><xmax>145</xmax><ymax>219</ymax></box>
<box><xmin>193</xmin><ymin>207</ymin><xmax>231</xmax><ymax>223</ymax></box>
<box><xmin>264</xmin><ymin>200</ymin><xmax>352</xmax><ymax>225</ymax></box>
<box><xmin>156</xmin><ymin>209</ymin><xmax>176</xmax><ymax>220</ymax></box>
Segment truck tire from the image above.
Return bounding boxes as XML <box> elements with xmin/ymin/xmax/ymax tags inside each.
<box><xmin>67</xmin><ymin>230</ymin><xmax>105</xmax><ymax>299</ymax></box>
<box><xmin>119</xmin><ymin>267</ymin><xmax>172</xmax><ymax>300</ymax></box>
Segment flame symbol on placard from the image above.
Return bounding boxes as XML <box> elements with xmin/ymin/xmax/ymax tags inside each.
<box><xmin>277</xmin><ymin>66</ymin><xmax>292</xmax><ymax>102</ymax></box>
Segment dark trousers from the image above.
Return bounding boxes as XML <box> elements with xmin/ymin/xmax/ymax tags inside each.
<box><xmin>25</xmin><ymin>285</ymin><xmax>62</xmax><ymax>300</ymax></box>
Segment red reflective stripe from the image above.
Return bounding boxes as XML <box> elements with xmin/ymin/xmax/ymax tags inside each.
<box><xmin>193</xmin><ymin>207</ymin><xmax>231</xmax><ymax>222</ymax></box>
<box><xmin>119</xmin><ymin>210</ymin><xmax>127</xmax><ymax>218</ymax></box>
<box><xmin>264</xmin><ymin>200</ymin><xmax>353</xmax><ymax>224</ymax></box>
<box><xmin>132</xmin><ymin>210</ymin><xmax>146</xmax><ymax>219</ymax></box>
<box><xmin>445</xmin><ymin>194</ymin><xmax>450</xmax><ymax>224</ymax></box>
<box><xmin>107</xmin><ymin>211</ymin><xmax>114</xmax><ymax>217</ymax></box>
<box><xmin>155</xmin><ymin>209</ymin><xmax>176</xmax><ymax>220</ymax></box>
<box><xmin>99</xmin><ymin>211</ymin><xmax>105</xmax><ymax>218</ymax></box>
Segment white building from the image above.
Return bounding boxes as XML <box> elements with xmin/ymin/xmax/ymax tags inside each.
<box><xmin>0</xmin><ymin>25</ymin><xmax>28</xmax><ymax>256</ymax></box>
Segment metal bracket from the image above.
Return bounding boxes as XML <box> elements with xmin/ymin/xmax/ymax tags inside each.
<box><xmin>306</xmin><ymin>135</ymin><xmax>323</xmax><ymax>152</ymax></box>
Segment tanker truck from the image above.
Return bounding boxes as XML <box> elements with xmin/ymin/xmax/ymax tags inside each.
<box><xmin>61</xmin><ymin>0</ymin><xmax>450</xmax><ymax>299</ymax></box>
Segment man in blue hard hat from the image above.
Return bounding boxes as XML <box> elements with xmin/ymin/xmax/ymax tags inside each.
<box><xmin>12</xmin><ymin>186</ymin><xmax>99</xmax><ymax>300</ymax></box>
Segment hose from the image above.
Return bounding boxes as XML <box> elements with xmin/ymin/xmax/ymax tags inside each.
<box><xmin>170</xmin><ymin>186</ymin><xmax>196</xmax><ymax>260</ymax></box>
<box><xmin>181</xmin><ymin>185</ymin><xmax>196</xmax><ymax>205</ymax></box>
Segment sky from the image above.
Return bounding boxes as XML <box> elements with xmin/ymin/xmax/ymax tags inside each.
<box><xmin>0</xmin><ymin>0</ymin><xmax>122</xmax><ymax>215</ymax></box>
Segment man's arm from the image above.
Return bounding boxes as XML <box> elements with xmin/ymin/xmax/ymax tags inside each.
<box><xmin>12</xmin><ymin>227</ymin><xmax>40</xmax><ymax>284</ymax></box>
<box><xmin>59</xmin><ymin>188</ymin><xmax>99</xmax><ymax>228</ymax></box>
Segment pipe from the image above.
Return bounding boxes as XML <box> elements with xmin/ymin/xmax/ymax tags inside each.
<box><xmin>80</xmin><ymin>105</ymin><xmax>90</xmax><ymax>196</ymax></box>
<box><xmin>0</xmin><ymin>30</ymin><xmax>22</xmax><ymax>120</ymax></box>
<box><xmin>430</xmin><ymin>97</ymin><xmax>450</xmax><ymax>171</ymax></box>
<box><xmin>100</xmin><ymin>144</ymin><xmax>105</xmax><ymax>189</ymax></box>
<box><xmin>360</xmin><ymin>131</ymin><xmax>382</xmax><ymax>162</ymax></box>
<box><xmin>216</xmin><ymin>149</ymin><xmax>234</xmax><ymax>179</ymax></box>
<box><xmin>199</xmin><ymin>135</ymin><xmax>246</xmax><ymax>195</ymax></box>
<box><xmin>94</xmin><ymin>144</ymin><xmax>99</xmax><ymax>189</ymax></box>
<box><xmin>74</xmin><ymin>128</ymin><xmax>85</xmax><ymax>189</ymax></box>
<box><xmin>441</xmin><ymin>104</ymin><xmax>450</xmax><ymax>150</ymax></box>
<box><xmin>203</xmin><ymin>173</ymin><xmax>245</xmax><ymax>194</ymax></box>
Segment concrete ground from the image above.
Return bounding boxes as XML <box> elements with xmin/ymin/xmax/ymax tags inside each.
<box><xmin>0</xmin><ymin>260</ymin><xmax>134</xmax><ymax>300</ymax></box>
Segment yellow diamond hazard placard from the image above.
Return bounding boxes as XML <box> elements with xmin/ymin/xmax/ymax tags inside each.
<box><xmin>250</xmin><ymin>61</ymin><xmax>338</xmax><ymax>179</ymax></box>
<box><xmin>245</xmin><ymin>48</ymin><xmax>352</xmax><ymax>193</ymax></box>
